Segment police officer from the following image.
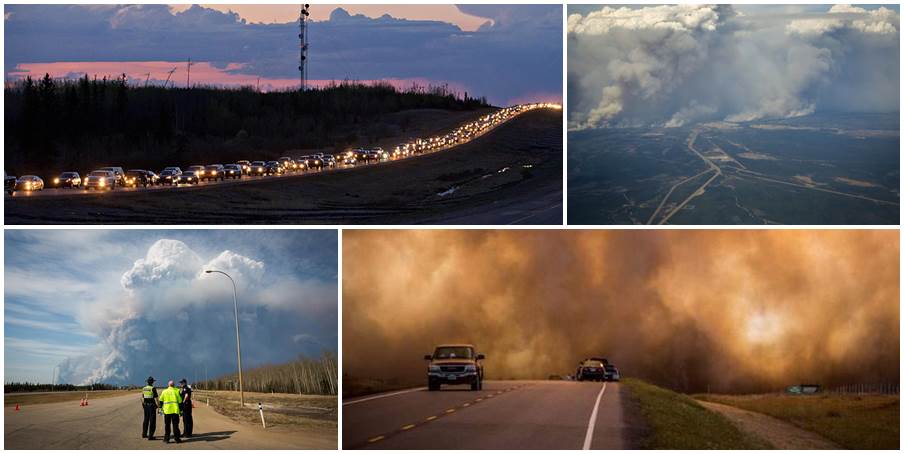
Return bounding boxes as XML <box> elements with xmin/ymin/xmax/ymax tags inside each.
<box><xmin>159</xmin><ymin>379</ymin><xmax>183</xmax><ymax>443</ymax></box>
<box><xmin>140</xmin><ymin>376</ymin><xmax>159</xmax><ymax>440</ymax></box>
<box><xmin>178</xmin><ymin>378</ymin><xmax>193</xmax><ymax>437</ymax></box>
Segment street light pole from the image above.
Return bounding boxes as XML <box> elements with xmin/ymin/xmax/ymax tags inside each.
<box><xmin>205</xmin><ymin>270</ymin><xmax>245</xmax><ymax>407</ymax></box>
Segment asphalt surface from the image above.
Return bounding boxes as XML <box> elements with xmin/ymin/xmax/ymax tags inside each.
<box><xmin>5</xmin><ymin>108</ymin><xmax>562</xmax><ymax>225</ymax></box>
<box><xmin>5</xmin><ymin>393</ymin><xmax>334</xmax><ymax>449</ymax></box>
<box><xmin>342</xmin><ymin>380</ymin><xmax>631</xmax><ymax>450</ymax></box>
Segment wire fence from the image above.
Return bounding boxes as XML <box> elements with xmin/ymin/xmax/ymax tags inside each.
<box><xmin>827</xmin><ymin>383</ymin><xmax>899</xmax><ymax>395</ymax></box>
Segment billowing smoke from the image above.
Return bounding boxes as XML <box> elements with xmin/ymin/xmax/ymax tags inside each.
<box><xmin>343</xmin><ymin>230</ymin><xmax>899</xmax><ymax>393</ymax></box>
<box><xmin>57</xmin><ymin>239</ymin><xmax>336</xmax><ymax>385</ymax></box>
<box><xmin>567</xmin><ymin>5</ymin><xmax>900</xmax><ymax>129</ymax></box>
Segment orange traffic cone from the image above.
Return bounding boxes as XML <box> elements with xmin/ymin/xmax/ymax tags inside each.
<box><xmin>79</xmin><ymin>399</ymin><xmax>85</xmax><ymax>406</ymax></box>
<box><xmin>84</xmin><ymin>398</ymin><xmax>88</xmax><ymax>406</ymax></box>
<box><xmin>14</xmin><ymin>403</ymin><xmax>20</xmax><ymax>411</ymax></box>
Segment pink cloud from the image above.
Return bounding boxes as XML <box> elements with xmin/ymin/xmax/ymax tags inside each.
<box><xmin>7</xmin><ymin>61</ymin><xmax>475</xmax><ymax>96</ymax></box>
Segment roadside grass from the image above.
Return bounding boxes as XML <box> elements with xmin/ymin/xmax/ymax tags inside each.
<box><xmin>622</xmin><ymin>378</ymin><xmax>772</xmax><ymax>449</ymax></box>
<box><xmin>696</xmin><ymin>393</ymin><xmax>899</xmax><ymax>449</ymax></box>
<box><xmin>4</xmin><ymin>389</ymin><xmax>134</xmax><ymax>407</ymax></box>
<box><xmin>342</xmin><ymin>375</ymin><xmax>422</xmax><ymax>399</ymax></box>
<box><xmin>193</xmin><ymin>390</ymin><xmax>336</xmax><ymax>431</ymax></box>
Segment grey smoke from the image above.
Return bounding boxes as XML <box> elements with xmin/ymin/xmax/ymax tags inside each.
<box><xmin>567</xmin><ymin>4</ymin><xmax>900</xmax><ymax>129</ymax></box>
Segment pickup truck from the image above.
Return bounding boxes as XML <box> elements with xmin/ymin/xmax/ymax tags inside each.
<box><xmin>424</xmin><ymin>344</ymin><xmax>485</xmax><ymax>391</ymax></box>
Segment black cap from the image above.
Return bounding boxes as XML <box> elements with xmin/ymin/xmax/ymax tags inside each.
<box><xmin>147</xmin><ymin>376</ymin><xmax>155</xmax><ymax>384</ymax></box>
<box><xmin>179</xmin><ymin>378</ymin><xmax>187</xmax><ymax>384</ymax></box>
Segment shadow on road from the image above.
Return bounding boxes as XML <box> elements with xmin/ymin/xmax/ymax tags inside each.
<box><xmin>181</xmin><ymin>431</ymin><xmax>236</xmax><ymax>443</ymax></box>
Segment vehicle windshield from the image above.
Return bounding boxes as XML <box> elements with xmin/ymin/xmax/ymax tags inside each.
<box><xmin>61</xmin><ymin>172</ymin><xmax>78</xmax><ymax>178</ymax></box>
<box><xmin>206</xmin><ymin>165</ymin><xmax>219</xmax><ymax>170</ymax></box>
<box><xmin>433</xmin><ymin>347</ymin><xmax>473</xmax><ymax>359</ymax></box>
<box><xmin>582</xmin><ymin>360</ymin><xmax>604</xmax><ymax>367</ymax></box>
<box><xmin>252</xmin><ymin>161</ymin><xmax>265</xmax><ymax>165</ymax></box>
<box><xmin>90</xmin><ymin>171</ymin><xmax>109</xmax><ymax>177</ymax></box>
<box><xmin>183</xmin><ymin>171</ymin><xmax>195</xmax><ymax>176</ymax></box>
<box><xmin>126</xmin><ymin>171</ymin><xmax>143</xmax><ymax>177</ymax></box>
<box><xmin>605</xmin><ymin>365</ymin><xmax>616</xmax><ymax>371</ymax></box>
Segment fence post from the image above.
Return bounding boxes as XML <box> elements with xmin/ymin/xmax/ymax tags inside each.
<box><xmin>258</xmin><ymin>402</ymin><xmax>266</xmax><ymax>428</ymax></box>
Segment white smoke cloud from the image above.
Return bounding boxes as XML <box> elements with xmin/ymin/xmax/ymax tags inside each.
<box><xmin>568</xmin><ymin>4</ymin><xmax>900</xmax><ymax>129</ymax></box>
<box><xmin>58</xmin><ymin>239</ymin><xmax>336</xmax><ymax>385</ymax></box>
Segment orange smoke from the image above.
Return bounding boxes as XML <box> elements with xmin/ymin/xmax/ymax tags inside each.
<box><xmin>343</xmin><ymin>230</ymin><xmax>899</xmax><ymax>393</ymax></box>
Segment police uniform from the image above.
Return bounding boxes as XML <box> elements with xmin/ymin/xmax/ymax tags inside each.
<box><xmin>140</xmin><ymin>378</ymin><xmax>159</xmax><ymax>439</ymax></box>
<box><xmin>159</xmin><ymin>384</ymin><xmax>183</xmax><ymax>443</ymax></box>
<box><xmin>179</xmin><ymin>380</ymin><xmax>193</xmax><ymax>437</ymax></box>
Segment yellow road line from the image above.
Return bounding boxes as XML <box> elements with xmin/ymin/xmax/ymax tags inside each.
<box><xmin>425</xmin><ymin>415</ymin><xmax>438</xmax><ymax>421</ymax></box>
<box><xmin>368</xmin><ymin>435</ymin><xmax>385</xmax><ymax>443</ymax></box>
<box><xmin>401</xmin><ymin>424</ymin><xmax>416</xmax><ymax>431</ymax></box>
<box><xmin>463</xmin><ymin>403</ymin><xmax>471</xmax><ymax>407</ymax></box>
<box><xmin>445</xmin><ymin>408</ymin><xmax>456</xmax><ymax>413</ymax></box>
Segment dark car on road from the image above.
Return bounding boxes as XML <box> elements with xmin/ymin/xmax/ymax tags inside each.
<box><xmin>299</xmin><ymin>155</ymin><xmax>322</xmax><ymax>169</ymax></box>
<box><xmin>5</xmin><ymin>172</ymin><xmax>16</xmax><ymax>195</ymax></box>
<box><xmin>321</xmin><ymin>155</ymin><xmax>337</xmax><ymax>168</ymax></box>
<box><xmin>424</xmin><ymin>344</ymin><xmax>485</xmax><ymax>391</ymax></box>
<box><xmin>159</xmin><ymin>168</ymin><xmax>181</xmax><ymax>185</ymax></box>
<box><xmin>266</xmin><ymin>161</ymin><xmax>285</xmax><ymax>175</ymax></box>
<box><xmin>576</xmin><ymin>359</ymin><xmax>608</xmax><ymax>382</ymax></box>
<box><xmin>278</xmin><ymin>157</ymin><xmax>301</xmax><ymax>172</ymax></box>
<box><xmin>53</xmin><ymin>172</ymin><xmax>82</xmax><ymax>188</ymax></box>
<box><xmin>236</xmin><ymin>160</ymin><xmax>252</xmax><ymax>175</ymax></box>
<box><xmin>604</xmin><ymin>364</ymin><xmax>620</xmax><ymax>382</ymax></box>
<box><xmin>224</xmin><ymin>164</ymin><xmax>243</xmax><ymax>179</ymax></box>
<box><xmin>176</xmin><ymin>170</ymin><xmax>199</xmax><ymax>185</ymax></box>
<box><xmin>124</xmin><ymin>170</ymin><xmax>152</xmax><ymax>188</ymax></box>
<box><xmin>203</xmin><ymin>164</ymin><xmax>225</xmax><ymax>182</ymax></box>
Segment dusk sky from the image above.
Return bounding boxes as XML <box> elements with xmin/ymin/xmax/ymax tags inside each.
<box><xmin>5</xmin><ymin>230</ymin><xmax>338</xmax><ymax>385</ymax></box>
<box><xmin>4</xmin><ymin>4</ymin><xmax>563</xmax><ymax>105</ymax></box>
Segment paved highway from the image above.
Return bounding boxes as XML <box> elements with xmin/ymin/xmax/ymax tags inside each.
<box><xmin>342</xmin><ymin>380</ymin><xmax>630</xmax><ymax>450</ymax></box>
<box><xmin>6</xmin><ymin>104</ymin><xmax>560</xmax><ymax>200</ymax></box>
<box><xmin>5</xmin><ymin>393</ymin><xmax>334</xmax><ymax>449</ymax></box>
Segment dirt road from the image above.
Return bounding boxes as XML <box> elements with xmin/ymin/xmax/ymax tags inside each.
<box><xmin>5</xmin><ymin>393</ymin><xmax>335</xmax><ymax>449</ymax></box>
<box><xmin>698</xmin><ymin>400</ymin><xmax>840</xmax><ymax>449</ymax></box>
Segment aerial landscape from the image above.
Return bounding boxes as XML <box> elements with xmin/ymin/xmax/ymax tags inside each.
<box><xmin>342</xmin><ymin>230</ymin><xmax>899</xmax><ymax>450</ymax></box>
<box><xmin>567</xmin><ymin>5</ymin><xmax>899</xmax><ymax>224</ymax></box>
<box><xmin>4</xmin><ymin>4</ymin><xmax>563</xmax><ymax>224</ymax></box>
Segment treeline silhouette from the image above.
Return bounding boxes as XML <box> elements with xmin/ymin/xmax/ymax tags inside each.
<box><xmin>5</xmin><ymin>382</ymin><xmax>122</xmax><ymax>393</ymax></box>
<box><xmin>5</xmin><ymin>74</ymin><xmax>489</xmax><ymax>177</ymax></box>
<box><xmin>195</xmin><ymin>354</ymin><xmax>337</xmax><ymax>396</ymax></box>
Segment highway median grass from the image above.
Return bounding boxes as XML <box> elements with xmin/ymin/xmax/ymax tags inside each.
<box><xmin>696</xmin><ymin>393</ymin><xmax>899</xmax><ymax>449</ymax></box>
<box><xmin>622</xmin><ymin>378</ymin><xmax>772</xmax><ymax>449</ymax></box>
<box><xmin>193</xmin><ymin>390</ymin><xmax>336</xmax><ymax>431</ymax></box>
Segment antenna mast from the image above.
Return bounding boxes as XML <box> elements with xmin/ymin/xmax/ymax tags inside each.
<box><xmin>299</xmin><ymin>4</ymin><xmax>310</xmax><ymax>91</ymax></box>
<box><xmin>186</xmin><ymin>58</ymin><xmax>194</xmax><ymax>88</ymax></box>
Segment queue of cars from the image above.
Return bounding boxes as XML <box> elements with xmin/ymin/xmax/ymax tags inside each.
<box><xmin>5</xmin><ymin>103</ymin><xmax>560</xmax><ymax>195</ymax></box>
<box><xmin>575</xmin><ymin>357</ymin><xmax>620</xmax><ymax>382</ymax></box>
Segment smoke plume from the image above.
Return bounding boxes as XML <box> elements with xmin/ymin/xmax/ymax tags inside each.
<box><xmin>343</xmin><ymin>230</ymin><xmax>899</xmax><ymax>393</ymax></box>
<box><xmin>57</xmin><ymin>239</ymin><xmax>336</xmax><ymax>385</ymax></box>
<box><xmin>567</xmin><ymin>4</ymin><xmax>900</xmax><ymax>129</ymax></box>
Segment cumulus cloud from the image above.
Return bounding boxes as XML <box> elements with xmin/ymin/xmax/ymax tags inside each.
<box><xmin>57</xmin><ymin>239</ymin><xmax>336</xmax><ymax>385</ymax></box>
<box><xmin>568</xmin><ymin>4</ymin><xmax>899</xmax><ymax>129</ymax></box>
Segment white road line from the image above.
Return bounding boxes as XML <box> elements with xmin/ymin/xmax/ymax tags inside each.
<box><xmin>582</xmin><ymin>382</ymin><xmax>607</xmax><ymax>450</ymax></box>
<box><xmin>342</xmin><ymin>387</ymin><xmax>426</xmax><ymax>406</ymax></box>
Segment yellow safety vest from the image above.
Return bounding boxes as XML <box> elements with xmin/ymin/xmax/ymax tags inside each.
<box><xmin>159</xmin><ymin>386</ymin><xmax>183</xmax><ymax>415</ymax></box>
<box><xmin>142</xmin><ymin>385</ymin><xmax>155</xmax><ymax>399</ymax></box>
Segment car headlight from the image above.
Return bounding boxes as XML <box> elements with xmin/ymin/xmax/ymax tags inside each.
<box><xmin>428</xmin><ymin>365</ymin><xmax>441</xmax><ymax>372</ymax></box>
<box><xmin>464</xmin><ymin>365</ymin><xmax>477</xmax><ymax>372</ymax></box>
<box><xmin>54</xmin><ymin>178</ymin><xmax>60</xmax><ymax>184</ymax></box>
<box><xmin>99</xmin><ymin>179</ymin><xmax>105</xmax><ymax>186</ymax></box>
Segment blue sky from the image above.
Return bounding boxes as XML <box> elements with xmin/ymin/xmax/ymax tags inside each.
<box><xmin>4</xmin><ymin>4</ymin><xmax>563</xmax><ymax>105</ymax></box>
<box><xmin>5</xmin><ymin>230</ymin><xmax>337</xmax><ymax>385</ymax></box>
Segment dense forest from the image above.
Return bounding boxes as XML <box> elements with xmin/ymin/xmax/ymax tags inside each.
<box><xmin>195</xmin><ymin>354</ymin><xmax>337</xmax><ymax>396</ymax></box>
<box><xmin>5</xmin><ymin>382</ymin><xmax>122</xmax><ymax>392</ymax></box>
<box><xmin>5</xmin><ymin>74</ymin><xmax>489</xmax><ymax>177</ymax></box>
